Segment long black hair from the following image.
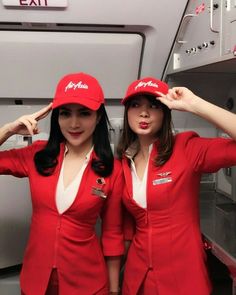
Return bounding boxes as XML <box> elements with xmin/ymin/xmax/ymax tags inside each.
<box><xmin>117</xmin><ymin>95</ymin><xmax>174</xmax><ymax>166</ymax></box>
<box><xmin>34</xmin><ymin>105</ymin><xmax>114</xmax><ymax>177</ymax></box>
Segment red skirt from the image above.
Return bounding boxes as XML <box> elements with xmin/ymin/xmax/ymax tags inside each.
<box><xmin>137</xmin><ymin>270</ymin><xmax>159</xmax><ymax>295</ymax></box>
<box><xmin>22</xmin><ymin>269</ymin><xmax>59</xmax><ymax>295</ymax></box>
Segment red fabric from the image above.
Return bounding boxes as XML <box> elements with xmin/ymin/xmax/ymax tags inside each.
<box><xmin>121</xmin><ymin>77</ymin><xmax>168</xmax><ymax>105</ymax></box>
<box><xmin>0</xmin><ymin>141</ymin><xmax>124</xmax><ymax>295</ymax></box>
<box><xmin>21</xmin><ymin>269</ymin><xmax>59</xmax><ymax>295</ymax></box>
<box><xmin>122</xmin><ymin>131</ymin><xmax>236</xmax><ymax>295</ymax></box>
<box><xmin>52</xmin><ymin>72</ymin><xmax>104</xmax><ymax>110</ymax></box>
<box><xmin>123</xmin><ymin>206</ymin><xmax>135</xmax><ymax>241</ymax></box>
<box><xmin>137</xmin><ymin>270</ymin><xmax>159</xmax><ymax>295</ymax></box>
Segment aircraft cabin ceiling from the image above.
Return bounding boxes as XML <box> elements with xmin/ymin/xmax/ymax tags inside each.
<box><xmin>0</xmin><ymin>0</ymin><xmax>188</xmax><ymax>100</ymax></box>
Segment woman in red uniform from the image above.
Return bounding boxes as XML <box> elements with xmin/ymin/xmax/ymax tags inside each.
<box><xmin>118</xmin><ymin>77</ymin><xmax>236</xmax><ymax>295</ymax></box>
<box><xmin>0</xmin><ymin>72</ymin><xmax>123</xmax><ymax>295</ymax></box>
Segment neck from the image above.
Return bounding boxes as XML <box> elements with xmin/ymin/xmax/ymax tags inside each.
<box><xmin>66</xmin><ymin>140</ymin><xmax>93</xmax><ymax>159</ymax></box>
<box><xmin>137</xmin><ymin>139</ymin><xmax>155</xmax><ymax>161</ymax></box>
<box><xmin>137</xmin><ymin>134</ymin><xmax>158</xmax><ymax>159</ymax></box>
<box><xmin>138</xmin><ymin>135</ymin><xmax>156</xmax><ymax>148</ymax></box>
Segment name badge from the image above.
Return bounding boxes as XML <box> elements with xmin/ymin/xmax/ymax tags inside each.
<box><xmin>92</xmin><ymin>177</ymin><xmax>107</xmax><ymax>198</ymax></box>
<box><xmin>92</xmin><ymin>187</ymin><xmax>107</xmax><ymax>198</ymax></box>
<box><xmin>153</xmin><ymin>177</ymin><xmax>172</xmax><ymax>185</ymax></box>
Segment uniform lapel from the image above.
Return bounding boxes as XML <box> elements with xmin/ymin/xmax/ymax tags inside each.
<box><xmin>122</xmin><ymin>157</ymin><xmax>133</xmax><ymax>198</ymax></box>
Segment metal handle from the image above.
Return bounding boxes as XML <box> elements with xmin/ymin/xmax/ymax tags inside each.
<box><xmin>210</xmin><ymin>0</ymin><xmax>220</xmax><ymax>33</ymax></box>
<box><xmin>176</xmin><ymin>14</ymin><xmax>196</xmax><ymax>44</ymax></box>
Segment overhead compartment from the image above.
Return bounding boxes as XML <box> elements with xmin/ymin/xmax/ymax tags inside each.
<box><xmin>0</xmin><ymin>31</ymin><xmax>143</xmax><ymax>99</ymax></box>
<box><xmin>164</xmin><ymin>0</ymin><xmax>236</xmax><ymax>76</ymax></box>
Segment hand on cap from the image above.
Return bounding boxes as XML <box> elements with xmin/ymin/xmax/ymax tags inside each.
<box><xmin>156</xmin><ymin>87</ymin><xmax>200</xmax><ymax>112</ymax></box>
<box><xmin>7</xmin><ymin>103</ymin><xmax>52</xmax><ymax>136</ymax></box>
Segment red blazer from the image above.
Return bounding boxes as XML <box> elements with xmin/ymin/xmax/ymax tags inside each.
<box><xmin>0</xmin><ymin>141</ymin><xmax>124</xmax><ymax>295</ymax></box>
<box><xmin>122</xmin><ymin>131</ymin><xmax>236</xmax><ymax>295</ymax></box>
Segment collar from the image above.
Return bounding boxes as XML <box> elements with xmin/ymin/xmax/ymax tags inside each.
<box><xmin>125</xmin><ymin>141</ymin><xmax>153</xmax><ymax>161</ymax></box>
<box><xmin>125</xmin><ymin>141</ymin><xmax>139</xmax><ymax>160</ymax></box>
<box><xmin>64</xmin><ymin>145</ymin><xmax>94</xmax><ymax>163</ymax></box>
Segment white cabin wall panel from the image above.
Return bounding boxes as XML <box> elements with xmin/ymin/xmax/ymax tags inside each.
<box><xmin>0</xmin><ymin>0</ymin><xmax>188</xmax><ymax>79</ymax></box>
<box><xmin>0</xmin><ymin>31</ymin><xmax>143</xmax><ymax>99</ymax></box>
<box><xmin>0</xmin><ymin>0</ymin><xmax>186</xmax><ymax>25</ymax></box>
<box><xmin>0</xmin><ymin>176</ymin><xmax>31</xmax><ymax>268</ymax></box>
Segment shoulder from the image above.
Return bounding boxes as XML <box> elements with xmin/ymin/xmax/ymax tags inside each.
<box><xmin>30</xmin><ymin>140</ymin><xmax>48</xmax><ymax>151</ymax></box>
<box><xmin>172</xmin><ymin>131</ymin><xmax>203</xmax><ymax>156</ymax></box>
<box><xmin>21</xmin><ymin>140</ymin><xmax>48</xmax><ymax>156</ymax></box>
<box><xmin>174</xmin><ymin>131</ymin><xmax>200</xmax><ymax>146</ymax></box>
<box><xmin>174</xmin><ymin>131</ymin><xmax>199</xmax><ymax>141</ymax></box>
<box><xmin>7</xmin><ymin>140</ymin><xmax>48</xmax><ymax>155</ymax></box>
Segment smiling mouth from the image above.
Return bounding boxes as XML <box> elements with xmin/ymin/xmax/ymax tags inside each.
<box><xmin>68</xmin><ymin>131</ymin><xmax>83</xmax><ymax>137</ymax></box>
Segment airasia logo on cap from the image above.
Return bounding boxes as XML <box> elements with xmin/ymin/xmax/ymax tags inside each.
<box><xmin>135</xmin><ymin>80</ymin><xmax>158</xmax><ymax>90</ymax></box>
<box><xmin>65</xmin><ymin>81</ymin><xmax>88</xmax><ymax>92</ymax></box>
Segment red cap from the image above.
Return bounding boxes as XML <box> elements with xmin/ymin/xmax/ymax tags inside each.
<box><xmin>52</xmin><ymin>72</ymin><xmax>104</xmax><ymax>110</ymax></box>
<box><xmin>121</xmin><ymin>77</ymin><xmax>169</xmax><ymax>105</ymax></box>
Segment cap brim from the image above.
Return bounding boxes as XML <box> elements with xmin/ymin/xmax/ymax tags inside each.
<box><xmin>121</xmin><ymin>90</ymin><xmax>163</xmax><ymax>105</ymax></box>
<box><xmin>52</xmin><ymin>97</ymin><xmax>102</xmax><ymax>110</ymax></box>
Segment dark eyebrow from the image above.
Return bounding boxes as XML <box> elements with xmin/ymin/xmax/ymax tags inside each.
<box><xmin>130</xmin><ymin>98</ymin><xmax>139</xmax><ymax>103</ymax></box>
<box><xmin>59</xmin><ymin>106</ymin><xmax>70</xmax><ymax>111</ymax></box>
<box><xmin>79</xmin><ymin>107</ymin><xmax>91</xmax><ymax>111</ymax></box>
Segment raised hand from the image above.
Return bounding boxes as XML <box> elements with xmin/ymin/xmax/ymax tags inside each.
<box><xmin>156</xmin><ymin>87</ymin><xmax>201</xmax><ymax>112</ymax></box>
<box><xmin>7</xmin><ymin>103</ymin><xmax>52</xmax><ymax>136</ymax></box>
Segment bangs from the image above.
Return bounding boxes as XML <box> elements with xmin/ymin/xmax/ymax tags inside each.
<box><xmin>146</xmin><ymin>95</ymin><xmax>163</xmax><ymax>108</ymax></box>
<box><xmin>127</xmin><ymin>94</ymin><xmax>164</xmax><ymax>108</ymax></box>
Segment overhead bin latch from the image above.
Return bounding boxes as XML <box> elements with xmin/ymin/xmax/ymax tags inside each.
<box><xmin>176</xmin><ymin>14</ymin><xmax>196</xmax><ymax>45</ymax></box>
<box><xmin>210</xmin><ymin>0</ymin><xmax>220</xmax><ymax>33</ymax></box>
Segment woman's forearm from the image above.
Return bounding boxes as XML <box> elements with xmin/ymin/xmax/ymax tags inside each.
<box><xmin>191</xmin><ymin>96</ymin><xmax>236</xmax><ymax>140</ymax></box>
<box><xmin>162</xmin><ymin>87</ymin><xmax>236</xmax><ymax>141</ymax></box>
<box><xmin>0</xmin><ymin>123</ymin><xmax>14</xmax><ymax>146</ymax></box>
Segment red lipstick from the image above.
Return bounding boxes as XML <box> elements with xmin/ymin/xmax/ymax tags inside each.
<box><xmin>68</xmin><ymin>131</ymin><xmax>83</xmax><ymax>137</ymax></box>
<box><xmin>139</xmin><ymin>122</ymin><xmax>149</xmax><ymax>129</ymax></box>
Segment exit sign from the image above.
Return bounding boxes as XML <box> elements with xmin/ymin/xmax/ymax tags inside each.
<box><xmin>2</xmin><ymin>0</ymin><xmax>68</xmax><ymax>7</ymax></box>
